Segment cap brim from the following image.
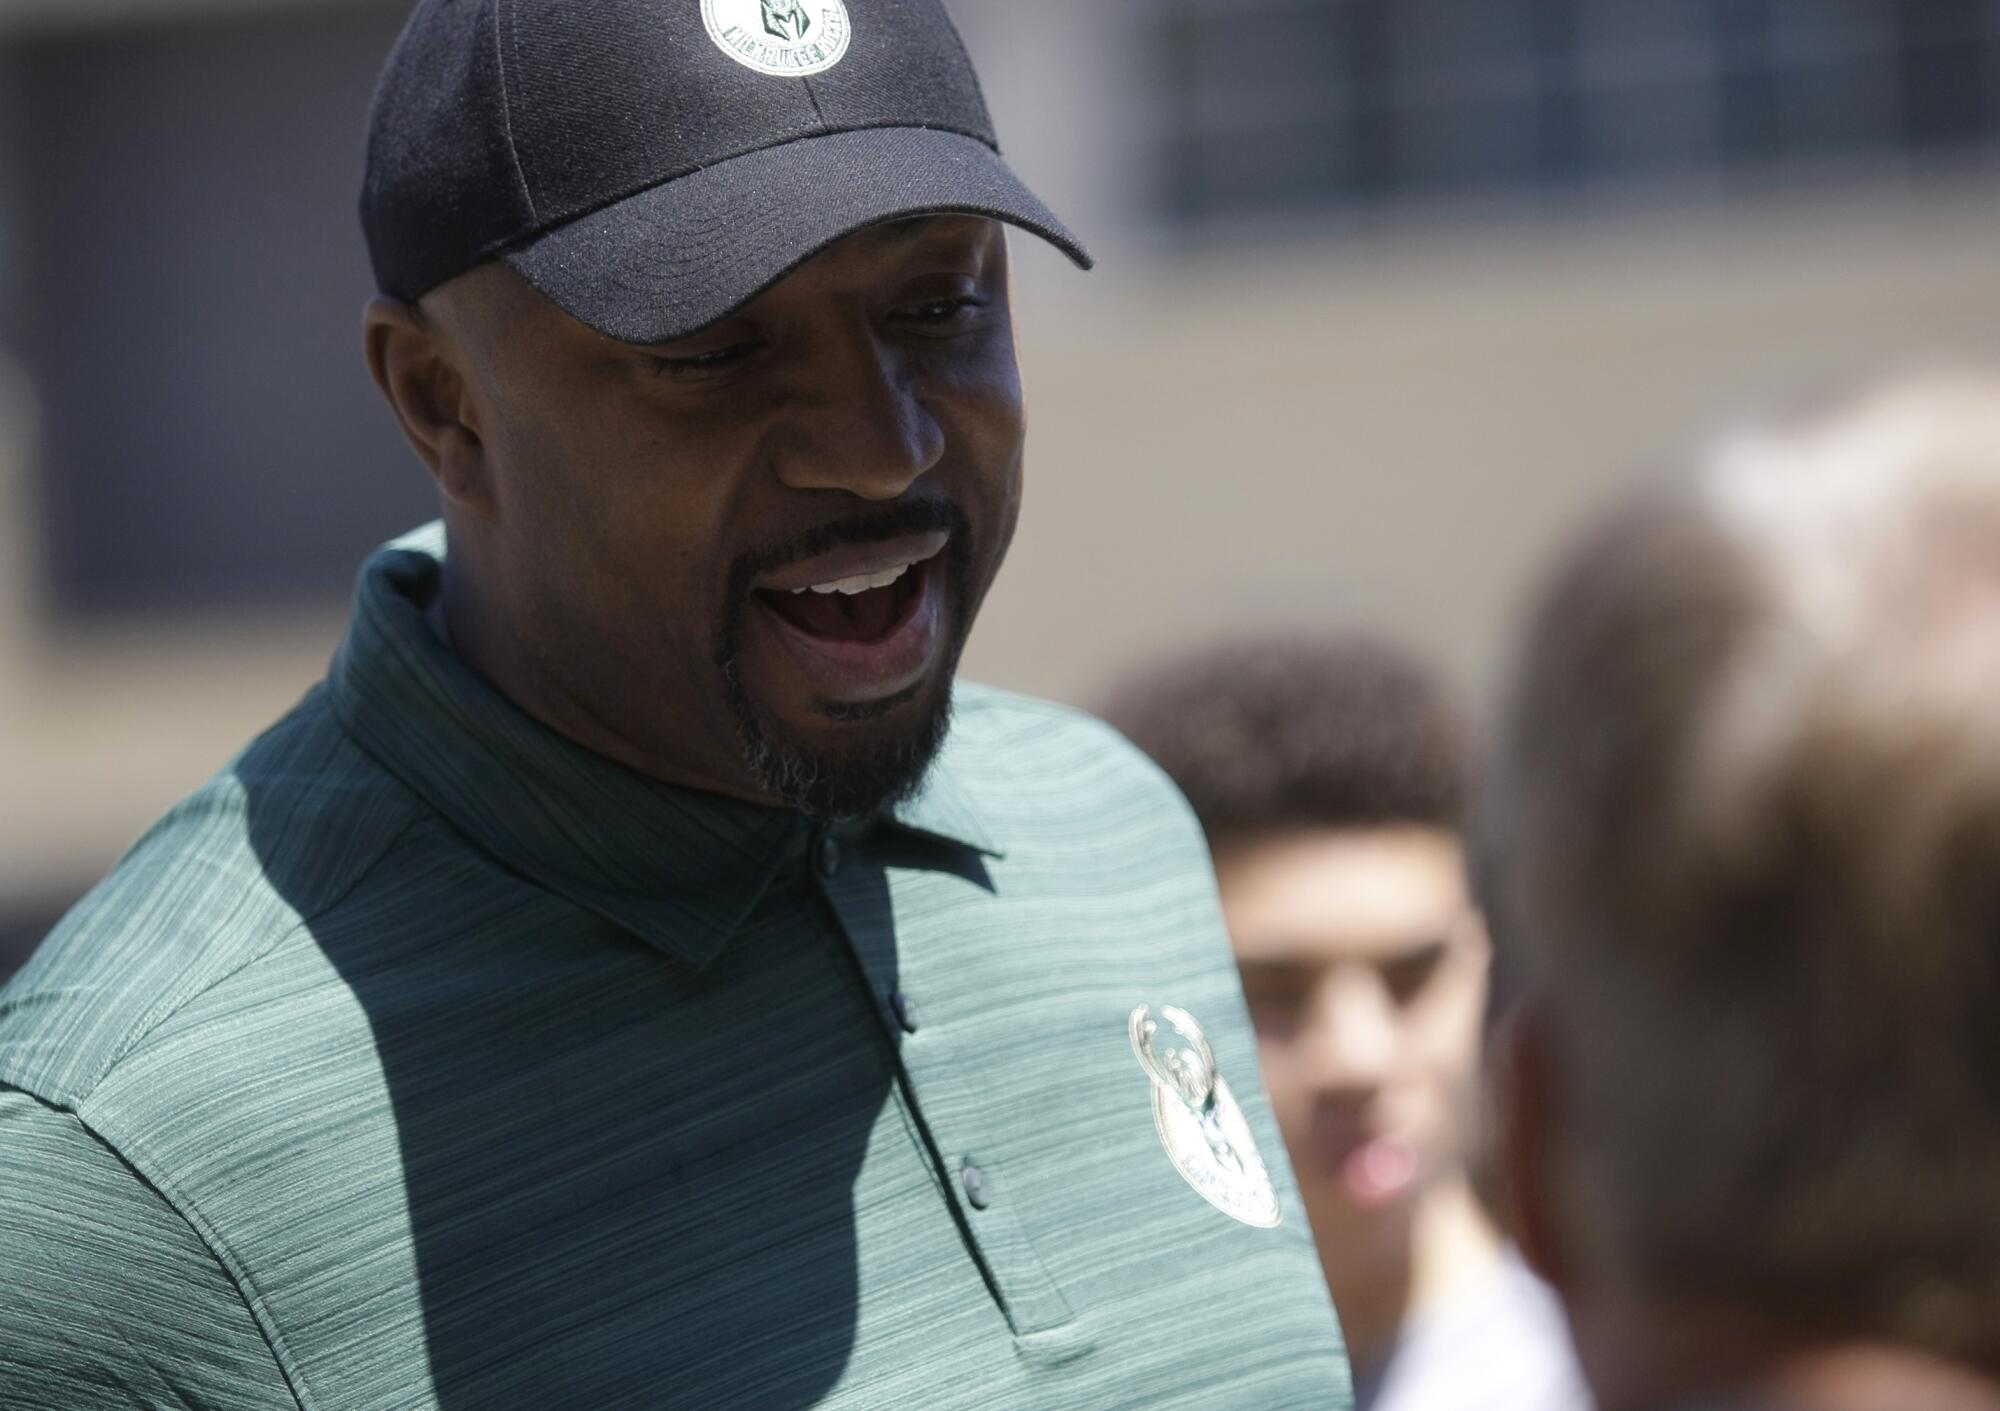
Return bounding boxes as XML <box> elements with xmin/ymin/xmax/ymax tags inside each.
<box><xmin>501</xmin><ymin>127</ymin><xmax>1091</xmax><ymax>345</ymax></box>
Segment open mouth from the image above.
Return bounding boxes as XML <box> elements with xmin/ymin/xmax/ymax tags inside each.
<box><xmin>754</xmin><ymin>551</ymin><xmax>931</xmax><ymax>645</ymax></box>
<box><xmin>745</xmin><ymin>540</ymin><xmax>950</xmax><ymax>708</ymax></box>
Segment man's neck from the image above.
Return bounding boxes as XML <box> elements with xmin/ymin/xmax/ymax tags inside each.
<box><xmin>1321</xmin><ymin>1174</ymin><xmax>1503</xmax><ymax>1376</ymax></box>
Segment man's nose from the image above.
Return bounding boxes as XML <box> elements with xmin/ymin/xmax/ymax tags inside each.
<box><xmin>1304</xmin><ymin>968</ymin><xmax>1397</xmax><ymax>1096</ymax></box>
<box><xmin>772</xmin><ymin>332</ymin><xmax>944</xmax><ymax>500</ymax></box>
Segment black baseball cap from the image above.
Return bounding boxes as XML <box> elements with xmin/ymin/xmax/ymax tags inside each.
<box><xmin>360</xmin><ymin>0</ymin><xmax>1091</xmax><ymax>345</ymax></box>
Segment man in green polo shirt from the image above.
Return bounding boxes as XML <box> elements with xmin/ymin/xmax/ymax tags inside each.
<box><xmin>0</xmin><ymin>1</ymin><xmax>1350</xmax><ymax>1408</ymax></box>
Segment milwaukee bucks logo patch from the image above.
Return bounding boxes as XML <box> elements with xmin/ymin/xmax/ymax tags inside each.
<box><xmin>1129</xmin><ymin>1004</ymin><xmax>1282</xmax><ymax>1228</ymax></box>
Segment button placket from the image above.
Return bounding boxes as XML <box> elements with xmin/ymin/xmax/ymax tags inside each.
<box><xmin>890</xmin><ymin>1033</ymin><xmax>1074</xmax><ymax>1334</ymax></box>
<box><xmin>814</xmin><ymin>852</ymin><xmax>1076</xmax><ymax>1337</ymax></box>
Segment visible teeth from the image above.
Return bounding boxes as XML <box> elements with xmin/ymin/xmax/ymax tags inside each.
<box><xmin>790</xmin><ymin>563</ymin><xmax>912</xmax><ymax>596</ymax></box>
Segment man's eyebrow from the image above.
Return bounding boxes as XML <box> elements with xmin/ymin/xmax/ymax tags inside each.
<box><xmin>884</xmin><ymin>215</ymin><xmax>939</xmax><ymax>241</ymax></box>
<box><xmin>866</xmin><ymin>214</ymin><xmax>946</xmax><ymax>246</ymax></box>
<box><xmin>1235</xmin><ymin>956</ymin><xmax>1314</xmax><ymax>980</ymax></box>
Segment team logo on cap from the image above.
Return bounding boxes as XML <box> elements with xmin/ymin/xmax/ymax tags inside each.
<box><xmin>1129</xmin><ymin>1004</ymin><xmax>1282</xmax><ymax>1228</ymax></box>
<box><xmin>702</xmin><ymin>0</ymin><xmax>851</xmax><ymax>77</ymax></box>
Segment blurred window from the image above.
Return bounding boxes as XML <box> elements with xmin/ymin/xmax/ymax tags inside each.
<box><xmin>1155</xmin><ymin>0</ymin><xmax>2000</xmax><ymax>229</ymax></box>
<box><xmin>2</xmin><ymin>1</ymin><xmax>433</xmax><ymax>619</ymax></box>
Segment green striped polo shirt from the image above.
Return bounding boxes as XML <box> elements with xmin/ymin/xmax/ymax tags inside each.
<box><xmin>0</xmin><ymin>526</ymin><xmax>1351</xmax><ymax>1410</ymax></box>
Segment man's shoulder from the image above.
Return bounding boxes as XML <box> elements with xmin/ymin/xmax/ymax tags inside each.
<box><xmin>0</xmin><ymin>685</ymin><xmax>430</xmax><ymax>1109</ymax></box>
<box><xmin>924</xmin><ymin>684</ymin><xmax>1222</xmax><ymax>922</ymax></box>
<box><xmin>949</xmin><ymin>679</ymin><xmax>1142</xmax><ymax>745</ymax></box>
<box><xmin>0</xmin><ymin>1088</ymin><xmax>301</xmax><ymax>1410</ymax></box>
<box><xmin>945</xmin><ymin>681</ymin><xmax>1199</xmax><ymax>831</ymax></box>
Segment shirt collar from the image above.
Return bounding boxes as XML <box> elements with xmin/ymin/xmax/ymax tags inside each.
<box><xmin>893</xmin><ymin>757</ymin><xmax>1001</xmax><ymax>858</ymax></box>
<box><xmin>327</xmin><ymin>525</ymin><xmax>996</xmax><ymax>966</ymax></box>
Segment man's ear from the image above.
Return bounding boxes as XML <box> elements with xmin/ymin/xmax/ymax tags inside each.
<box><xmin>363</xmin><ymin>297</ymin><xmax>493</xmax><ymax>515</ymax></box>
<box><xmin>1496</xmin><ymin>999</ymin><xmax>1570</xmax><ymax>1294</ymax></box>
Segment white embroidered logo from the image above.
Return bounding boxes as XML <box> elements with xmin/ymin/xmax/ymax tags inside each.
<box><xmin>701</xmin><ymin>0</ymin><xmax>852</xmax><ymax>78</ymax></box>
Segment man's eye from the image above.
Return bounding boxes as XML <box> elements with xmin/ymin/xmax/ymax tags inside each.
<box><xmin>1238</xmin><ymin>971</ymin><xmax>1306</xmax><ymax>1016</ymax></box>
<box><xmin>1379</xmin><ymin>942</ymin><xmax>1449</xmax><ymax>1005</ymax></box>
<box><xmin>1242</xmin><ymin>987</ymin><xmax>1304</xmax><ymax>1039</ymax></box>
<box><xmin>649</xmin><ymin>341</ymin><xmax>761</xmax><ymax>377</ymax></box>
<box><xmin>899</xmin><ymin>295</ymin><xmax>987</xmax><ymax>327</ymax></box>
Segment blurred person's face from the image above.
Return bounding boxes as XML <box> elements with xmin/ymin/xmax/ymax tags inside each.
<box><xmin>1217</xmin><ymin>827</ymin><xmax>1489</xmax><ymax>1242</ymax></box>
<box><xmin>368</xmin><ymin>216</ymin><xmax>1023</xmax><ymax>818</ymax></box>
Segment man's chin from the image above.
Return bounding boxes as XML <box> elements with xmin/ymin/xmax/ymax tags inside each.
<box><xmin>732</xmin><ymin>676</ymin><xmax>955</xmax><ymax>820</ymax></box>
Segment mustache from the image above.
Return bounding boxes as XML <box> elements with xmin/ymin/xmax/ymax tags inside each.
<box><xmin>728</xmin><ymin>496</ymin><xmax>969</xmax><ymax>593</ymax></box>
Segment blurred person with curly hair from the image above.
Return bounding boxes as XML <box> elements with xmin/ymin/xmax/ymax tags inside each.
<box><xmin>1108</xmin><ymin>638</ymin><xmax>1590</xmax><ymax>1411</ymax></box>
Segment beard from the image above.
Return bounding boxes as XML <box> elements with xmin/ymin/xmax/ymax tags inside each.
<box><xmin>714</xmin><ymin>497</ymin><xmax>975</xmax><ymax>820</ymax></box>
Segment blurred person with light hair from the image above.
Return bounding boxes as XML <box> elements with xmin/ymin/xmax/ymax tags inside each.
<box><xmin>1478</xmin><ymin>368</ymin><xmax>2000</xmax><ymax>1411</ymax></box>
<box><xmin>1108</xmin><ymin>639</ymin><xmax>1592</xmax><ymax>1411</ymax></box>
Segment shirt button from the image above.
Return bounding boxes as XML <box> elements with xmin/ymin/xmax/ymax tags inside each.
<box><xmin>960</xmin><ymin>1161</ymin><xmax>991</xmax><ymax>1210</ymax></box>
<box><xmin>890</xmin><ymin>989</ymin><xmax>919</xmax><ymax>1034</ymax></box>
<box><xmin>814</xmin><ymin>831</ymin><xmax>840</xmax><ymax>879</ymax></box>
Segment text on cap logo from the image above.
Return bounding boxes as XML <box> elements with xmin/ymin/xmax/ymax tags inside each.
<box><xmin>702</xmin><ymin>0</ymin><xmax>852</xmax><ymax>77</ymax></box>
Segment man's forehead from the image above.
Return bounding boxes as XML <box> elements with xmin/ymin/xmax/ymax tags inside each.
<box><xmin>813</xmin><ymin>212</ymin><xmax>1001</xmax><ymax>260</ymax></box>
<box><xmin>868</xmin><ymin>214</ymin><xmax>943</xmax><ymax>244</ymax></box>
<box><xmin>1219</xmin><ymin>827</ymin><xmax>1472</xmax><ymax>956</ymax></box>
<box><xmin>714</xmin><ymin>214</ymin><xmax>1004</xmax><ymax>315</ymax></box>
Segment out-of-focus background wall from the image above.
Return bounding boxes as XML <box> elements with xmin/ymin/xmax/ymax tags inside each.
<box><xmin>5</xmin><ymin>0</ymin><xmax>2000</xmax><ymax>970</ymax></box>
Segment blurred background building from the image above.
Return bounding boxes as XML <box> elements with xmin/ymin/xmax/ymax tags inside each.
<box><xmin>6</xmin><ymin>0</ymin><xmax>2000</xmax><ymax>971</ymax></box>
